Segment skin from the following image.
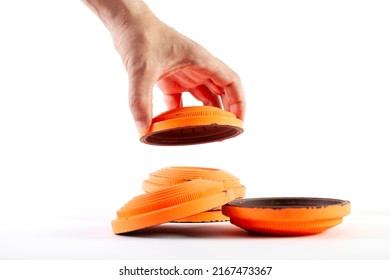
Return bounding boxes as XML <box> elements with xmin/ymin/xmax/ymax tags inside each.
<box><xmin>82</xmin><ymin>0</ymin><xmax>246</xmax><ymax>134</ymax></box>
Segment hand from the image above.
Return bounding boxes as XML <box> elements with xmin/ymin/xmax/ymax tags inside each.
<box><xmin>83</xmin><ymin>0</ymin><xmax>246</xmax><ymax>134</ymax></box>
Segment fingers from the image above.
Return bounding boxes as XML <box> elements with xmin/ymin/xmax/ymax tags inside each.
<box><xmin>203</xmin><ymin>79</ymin><xmax>224</xmax><ymax>95</ymax></box>
<box><xmin>156</xmin><ymin>44</ymin><xmax>245</xmax><ymax>121</ymax></box>
<box><xmin>221</xmin><ymin>81</ymin><xmax>246</xmax><ymax>121</ymax></box>
<box><xmin>163</xmin><ymin>93</ymin><xmax>183</xmax><ymax>110</ymax></box>
<box><xmin>157</xmin><ymin>76</ymin><xmax>183</xmax><ymax>110</ymax></box>
<box><xmin>206</xmin><ymin>61</ymin><xmax>246</xmax><ymax>121</ymax></box>
<box><xmin>128</xmin><ymin>73</ymin><xmax>154</xmax><ymax>134</ymax></box>
<box><xmin>173</xmin><ymin>65</ymin><xmax>246</xmax><ymax>120</ymax></box>
<box><xmin>157</xmin><ymin>72</ymin><xmax>223</xmax><ymax>109</ymax></box>
<box><xmin>189</xmin><ymin>85</ymin><xmax>222</xmax><ymax>108</ymax></box>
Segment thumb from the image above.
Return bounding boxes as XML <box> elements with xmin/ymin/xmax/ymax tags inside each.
<box><xmin>128</xmin><ymin>73</ymin><xmax>154</xmax><ymax>135</ymax></box>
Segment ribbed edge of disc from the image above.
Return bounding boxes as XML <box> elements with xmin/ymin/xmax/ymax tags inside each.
<box><xmin>173</xmin><ymin>210</ymin><xmax>230</xmax><ymax>223</ymax></box>
<box><xmin>230</xmin><ymin>217</ymin><xmax>343</xmax><ymax>236</ymax></box>
<box><xmin>152</xmin><ymin>106</ymin><xmax>238</xmax><ymax>122</ymax></box>
<box><xmin>142</xmin><ymin>166</ymin><xmax>241</xmax><ymax>193</ymax></box>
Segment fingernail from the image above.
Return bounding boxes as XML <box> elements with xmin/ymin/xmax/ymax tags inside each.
<box><xmin>135</xmin><ymin>121</ymin><xmax>149</xmax><ymax>135</ymax></box>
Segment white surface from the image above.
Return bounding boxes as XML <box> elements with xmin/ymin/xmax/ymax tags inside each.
<box><xmin>1</xmin><ymin>210</ymin><xmax>390</xmax><ymax>260</ymax></box>
<box><xmin>0</xmin><ymin>0</ymin><xmax>390</xmax><ymax>260</ymax></box>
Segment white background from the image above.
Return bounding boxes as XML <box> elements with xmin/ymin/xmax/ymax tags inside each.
<box><xmin>0</xmin><ymin>0</ymin><xmax>389</xmax><ymax>260</ymax></box>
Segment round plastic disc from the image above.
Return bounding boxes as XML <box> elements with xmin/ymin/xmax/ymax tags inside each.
<box><xmin>140</xmin><ymin>106</ymin><xmax>244</xmax><ymax>146</ymax></box>
<box><xmin>222</xmin><ymin>197</ymin><xmax>351</xmax><ymax>236</ymax></box>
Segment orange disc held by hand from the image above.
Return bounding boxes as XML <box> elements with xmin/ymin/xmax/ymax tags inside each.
<box><xmin>140</xmin><ymin>106</ymin><xmax>243</xmax><ymax>146</ymax></box>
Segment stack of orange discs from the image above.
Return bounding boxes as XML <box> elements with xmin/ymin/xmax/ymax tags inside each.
<box><xmin>112</xmin><ymin>179</ymin><xmax>236</xmax><ymax>234</ymax></box>
<box><xmin>142</xmin><ymin>166</ymin><xmax>246</xmax><ymax>223</ymax></box>
<box><xmin>140</xmin><ymin>106</ymin><xmax>244</xmax><ymax>146</ymax></box>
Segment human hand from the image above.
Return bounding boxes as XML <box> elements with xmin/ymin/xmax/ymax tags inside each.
<box><xmin>83</xmin><ymin>0</ymin><xmax>245</xmax><ymax>134</ymax></box>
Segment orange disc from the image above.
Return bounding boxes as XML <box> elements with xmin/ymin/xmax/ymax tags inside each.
<box><xmin>142</xmin><ymin>166</ymin><xmax>242</xmax><ymax>192</ymax></box>
<box><xmin>112</xmin><ymin>179</ymin><xmax>235</xmax><ymax>234</ymax></box>
<box><xmin>222</xmin><ymin>197</ymin><xmax>351</xmax><ymax>236</ymax></box>
<box><xmin>118</xmin><ymin>179</ymin><xmax>221</xmax><ymax>217</ymax></box>
<box><xmin>151</xmin><ymin>166</ymin><xmax>240</xmax><ymax>182</ymax></box>
<box><xmin>173</xmin><ymin>210</ymin><xmax>229</xmax><ymax>223</ymax></box>
<box><xmin>143</xmin><ymin>182</ymin><xmax>246</xmax><ymax>199</ymax></box>
<box><xmin>140</xmin><ymin>106</ymin><xmax>244</xmax><ymax>146</ymax></box>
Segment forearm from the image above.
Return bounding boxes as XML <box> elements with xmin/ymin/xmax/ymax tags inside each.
<box><xmin>82</xmin><ymin>0</ymin><xmax>150</xmax><ymax>32</ymax></box>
